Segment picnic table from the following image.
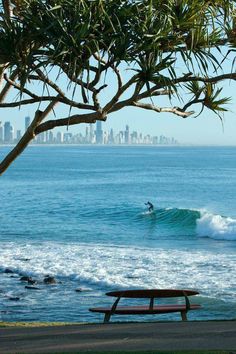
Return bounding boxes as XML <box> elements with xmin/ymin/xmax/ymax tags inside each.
<box><xmin>89</xmin><ymin>289</ymin><xmax>201</xmax><ymax>323</ymax></box>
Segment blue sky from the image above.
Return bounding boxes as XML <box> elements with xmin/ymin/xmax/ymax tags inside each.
<box><xmin>2</xmin><ymin>84</ymin><xmax>235</xmax><ymax>146</ymax></box>
<box><xmin>1</xmin><ymin>53</ymin><xmax>236</xmax><ymax>146</ymax></box>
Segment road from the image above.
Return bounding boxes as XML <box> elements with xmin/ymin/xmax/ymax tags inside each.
<box><xmin>0</xmin><ymin>321</ymin><xmax>236</xmax><ymax>353</ymax></box>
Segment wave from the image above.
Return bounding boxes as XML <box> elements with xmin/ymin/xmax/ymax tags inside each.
<box><xmin>196</xmin><ymin>212</ymin><xmax>236</xmax><ymax>241</ymax></box>
<box><xmin>143</xmin><ymin>207</ymin><xmax>201</xmax><ymax>227</ymax></box>
<box><xmin>140</xmin><ymin>207</ymin><xmax>236</xmax><ymax>241</ymax></box>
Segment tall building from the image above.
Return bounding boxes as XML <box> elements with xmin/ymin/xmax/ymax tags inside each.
<box><xmin>25</xmin><ymin>116</ymin><xmax>31</xmax><ymax>132</ymax></box>
<box><xmin>56</xmin><ymin>131</ymin><xmax>63</xmax><ymax>143</ymax></box>
<box><xmin>85</xmin><ymin>126</ymin><xmax>89</xmax><ymax>143</ymax></box>
<box><xmin>108</xmin><ymin>128</ymin><xmax>114</xmax><ymax>144</ymax></box>
<box><xmin>4</xmin><ymin>121</ymin><xmax>13</xmax><ymax>143</ymax></box>
<box><xmin>36</xmin><ymin>132</ymin><xmax>45</xmax><ymax>143</ymax></box>
<box><xmin>96</xmin><ymin>121</ymin><xmax>103</xmax><ymax>144</ymax></box>
<box><xmin>0</xmin><ymin>121</ymin><xmax>3</xmax><ymax>143</ymax></box>
<box><xmin>118</xmin><ymin>131</ymin><xmax>124</xmax><ymax>144</ymax></box>
<box><xmin>48</xmin><ymin>131</ymin><xmax>54</xmax><ymax>143</ymax></box>
<box><xmin>16</xmin><ymin>130</ymin><xmax>22</xmax><ymax>141</ymax></box>
<box><xmin>131</xmin><ymin>131</ymin><xmax>138</xmax><ymax>144</ymax></box>
<box><xmin>89</xmin><ymin>123</ymin><xmax>94</xmax><ymax>143</ymax></box>
<box><xmin>63</xmin><ymin>132</ymin><xmax>72</xmax><ymax>143</ymax></box>
<box><xmin>45</xmin><ymin>130</ymin><xmax>49</xmax><ymax>143</ymax></box>
<box><xmin>124</xmin><ymin>125</ymin><xmax>130</xmax><ymax>144</ymax></box>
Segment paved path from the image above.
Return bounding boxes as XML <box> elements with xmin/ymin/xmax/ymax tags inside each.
<box><xmin>0</xmin><ymin>321</ymin><xmax>236</xmax><ymax>353</ymax></box>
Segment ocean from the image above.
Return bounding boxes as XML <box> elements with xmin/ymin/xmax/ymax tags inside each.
<box><xmin>0</xmin><ymin>145</ymin><xmax>235</xmax><ymax>323</ymax></box>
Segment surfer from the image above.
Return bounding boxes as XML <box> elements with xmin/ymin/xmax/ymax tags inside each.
<box><xmin>145</xmin><ymin>201</ymin><xmax>154</xmax><ymax>212</ymax></box>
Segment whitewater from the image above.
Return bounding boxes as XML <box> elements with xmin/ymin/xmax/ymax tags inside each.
<box><xmin>0</xmin><ymin>145</ymin><xmax>235</xmax><ymax>322</ymax></box>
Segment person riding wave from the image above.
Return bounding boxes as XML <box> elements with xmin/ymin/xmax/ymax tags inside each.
<box><xmin>145</xmin><ymin>201</ymin><xmax>154</xmax><ymax>212</ymax></box>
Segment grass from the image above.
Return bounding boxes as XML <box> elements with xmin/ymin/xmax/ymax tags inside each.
<box><xmin>0</xmin><ymin>321</ymin><xmax>81</xmax><ymax>327</ymax></box>
<box><xmin>42</xmin><ymin>351</ymin><xmax>235</xmax><ymax>354</ymax></box>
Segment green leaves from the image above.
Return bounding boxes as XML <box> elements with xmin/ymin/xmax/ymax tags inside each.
<box><xmin>0</xmin><ymin>0</ymin><xmax>235</xmax><ymax>117</ymax></box>
<box><xmin>203</xmin><ymin>84</ymin><xmax>231</xmax><ymax>113</ymax></box>
<box><xmin>185</xmin><ymin>80</ymin><xmax>231</xmax><ymax>117</ymax></box>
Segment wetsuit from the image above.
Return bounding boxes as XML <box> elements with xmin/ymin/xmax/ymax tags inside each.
<box><xmin>145</xmin><ymin>202</ymin><xmax>154</xmax><ymax>212</ymax></box>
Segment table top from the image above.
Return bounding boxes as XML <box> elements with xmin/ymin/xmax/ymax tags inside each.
<box><xmin>106</xmin><ymin>289</ymin><xmax>199</xmax><ymax>298</ymax></box>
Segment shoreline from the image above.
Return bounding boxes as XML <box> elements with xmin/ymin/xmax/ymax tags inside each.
<box><xmin>1</xmin><ymin>143</ymin><xmax>236</xmax><ymax>147</ymax></box>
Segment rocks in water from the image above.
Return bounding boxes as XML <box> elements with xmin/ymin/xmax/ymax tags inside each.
<box><xmin>25</xmin><ymin>286</ymin><xmax>40</xmax><ymax>290</ymax></box>
<box><xmin>75</xmin><ymin>288</ymin><xmax>82</xmax><ymax>293</ymax></box>
<box><xmin>8</xmin><ymin>296</ymin><xmax>20</xmax><ymax>301</ymax></box>
<box><xmin>4</xmin><ymin>268</ymin><xmax>14</xmax><ymax>274</ymax></box>
<box><xmin>20</xmin><ymin>276</ymin><xmax>32</xmax><ymax>282</ymax></box>
<box><xmin>43</xmin><ymin>276</ymin><xmax>56</xmax><ymax>284</ymax></box>
<box><xmin>20</xmin><ymin>276</ymin><xmax>37</xmax><ymax>284</ymax></box>
<box><xmin>20</xmin><ymin>275</ymin><xmax>57</xmax><ymax>286</ymax></box>
<box><xmin>18</xmin><ymin>258</ymin><xmax>30</xmax><ymax>262</ymax></box>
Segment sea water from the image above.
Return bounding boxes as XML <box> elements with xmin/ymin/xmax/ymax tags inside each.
<box><xmin>0</xmin><ymin>145</ymin><xmax>235</xmax><ymax>323</ymax></box>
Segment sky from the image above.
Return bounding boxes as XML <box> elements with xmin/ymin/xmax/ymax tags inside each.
<box><xmin>1</xmin><ymin>54</ymin><xmax>236</xmax><ymax>146</ymax></box>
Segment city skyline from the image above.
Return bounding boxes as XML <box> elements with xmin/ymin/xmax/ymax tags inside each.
<box><xmin>0</xmin><ymin>117</ymin><xmax>178</xmax><ymax>145</ymax></box>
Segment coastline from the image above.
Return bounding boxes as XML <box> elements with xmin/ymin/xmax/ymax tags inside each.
<box><xmin>1</xmin><ymin>143</ymin><xmax>236</xmax><ymax>147</ymax></box>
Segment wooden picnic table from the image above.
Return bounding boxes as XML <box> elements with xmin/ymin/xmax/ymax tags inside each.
<box><xmin>89</xmin><ymin>289</ymin><xmax>201</xmax><ymax>323</ymax></box>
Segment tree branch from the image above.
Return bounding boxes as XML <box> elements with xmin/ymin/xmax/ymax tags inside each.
<box><xmin>0</xmin><ymin>98</ymin><xmax>59</xmax><ymax>175</ymax></box>
<box><xmin>182</xmin><ymin>99</ymin><xmax>205</xmax><ymax>112</ymax></box>
<box><xmin>0</xmin><ymin>96</ymin><xmax>96</xmax><ymax>110</ymax></box>
<box><xmin>176</xmin><ymin>72</ymin><xmax>236</xmax><ymax>85</ymax></box>
<box><xmin>0</xmin><ymin>97</ymin><xmax>56</xmax><ymax>107</ymax></box>
<box><xmin>58</xmin><ymin>63</ymin><xmax>98</xmax><ymax>93</ymax></box>
<box><xmin>0</xmin><ymin>69</ymin><xmax>18</xmax><ymax>103</ymax></box>
<box><xmin>103</xmin><ymin>74</ymin><xmax>139</xmax><ymax>113</ymax></box>
<box><xmin>32</xmin><ymin>68</ymin><xmax>67</xmax><ymax>98</ymax></box>
<box><xmin>110</xmin><ymin>89</ymin><xmax>172</xmax><ymax>113</ymax></box>
<box><xmin>4</xmin><ymin>73</ymin><xmax>39</xmax><ymax>99</ymax></box>
<box><xmin>131</xmin><ymin>102</ymin><xmax>194</xmax><ymax>118</ymax></box>
<box><xmin>35</xmin><ymin>111</ymin><xmax>106</xmax><ymax>135</ymax></box>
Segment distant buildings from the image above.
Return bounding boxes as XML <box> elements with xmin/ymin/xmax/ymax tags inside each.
<box><xmin>125</xmin><ymin>125</ymin><xmax>129</xmax><ymax>144</ymax></box>
<box><xmin>0</xmin><ymin>117</ymin><xmax>179</xmax><ymax>145</ymax></box>
<box><xmin>4</xmin><ymin>121</ymin><xmax>14</xmax><ymax>143</ymax></box>
<box><xmin>25</xmin><ymin>116</ymin><xmax>31</xmax><ymax>132</ymax></box>
<box><xmin>95</xmin><ymin>121</ymin><xmax>103</xmax><ymax>144</ymax></box>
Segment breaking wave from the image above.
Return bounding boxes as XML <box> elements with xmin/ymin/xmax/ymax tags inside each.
<box><xmin>196</xmin><ymin>212</ymin><xmax>236</xmax><ymax>241</ymax></box>
<box><xmin>143</xmin><ymin>207</ymin><xmax>236</xmax><ymax>241</ymax></box>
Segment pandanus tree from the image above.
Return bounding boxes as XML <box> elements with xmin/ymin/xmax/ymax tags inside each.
<box><xmin>0</xmin><ymin>0</ymin><xmax>236</xmax><ymax>175</ymax></box>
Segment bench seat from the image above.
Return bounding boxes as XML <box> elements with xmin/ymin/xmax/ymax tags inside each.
<box><xmin>90</xmin><ymin>304</ymin><xmax>201</xmax><ymax>315</ymax></box>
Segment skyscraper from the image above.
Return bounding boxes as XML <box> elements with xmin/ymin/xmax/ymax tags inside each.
<box><xmin>16</xmin><ymin>130</ymin><xmax>22</xmax><ymax>141</ymax></box>
<box><xmin>124</xmin><ymin>125</ymin><xmax>130</xmax><ymax>144</ymax></box>
<box><xmin>85</xmin><ymin>126</ymin><xmax>89</xmax><ymax>143</ymax></box>
<box><xmin>4</xmin><ymin>122</ymin><xmax>13</xmax><ymax>143</ymax></box>
<box><xmin>25</xmin><ymin>116</ymin><xmax>31</xmax><ymax>132</ymax></box>
<box><xmin>108</xmin><ymin>128</ymin><xmax>114</xmax><ymax>144</ymax></box>
<box><xmin>56</xmin><ymin>131</ymin><xmax>63</xmax><ymax>143</ymax></box>
<box><xmin>96</xmin><ymin>121</ymin><xmax>103</xmax><ymax>144</ymax></box>
<box><xmin>89</xmin><ymin>123</ymin><xmax>95</xmax><ymax>143</ymax></box>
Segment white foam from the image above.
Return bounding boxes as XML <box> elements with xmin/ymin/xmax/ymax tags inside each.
<box><xmin>141</xmin><ymin>210</ymin><xmax>155</xmax><ymax>216</ymax></box>
<box><xmin>0</xmin><ymin>241</ymin><xmax>235</xmax><ymax>303</ymax></box>
<box><xmin>197</xmin><ymin>212</ymin><xmax>236</xmax><ymax>241</ymax></box>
